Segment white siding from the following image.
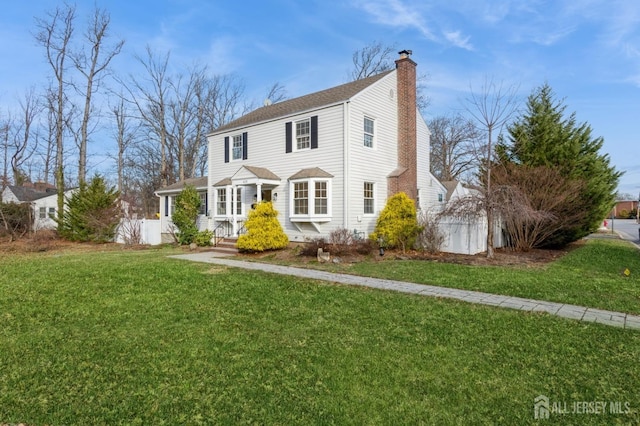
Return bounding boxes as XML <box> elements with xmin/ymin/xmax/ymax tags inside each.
<box><xmin>208</xmin><ymin>104</ymin><xmax>346</xmax><ymax>241</ymax></box>
<box><xmin>345</xmin><ymin>72</ymin><xmax>398</xmax><ymax>236</ymax></box>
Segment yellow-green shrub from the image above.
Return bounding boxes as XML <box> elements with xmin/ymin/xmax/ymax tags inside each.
<box><xmin>237</xmin><ymin>202</ymin><xmax>289</xmax><ymax>252</ymax></box>
<box><xmin>369</xmin><ymin>192</ymin><xmax>422</xmax><ymax>252</ymax></box>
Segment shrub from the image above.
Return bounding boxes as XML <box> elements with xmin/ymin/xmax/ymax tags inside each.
<box><xmin>172</xmin><ymin>185</ymin><xmax>200</xmax><ymax>245</ymax></box>
<box><xmin>237</xmin><ymin>202</ymin><xmax>288</xmax><ymax>252</ymax></box>
<box><xmin>195</xmin><ymin>230</ymin><xmax>214</xmax><ymax>247</ymax></box>
<box><xmin>416</xmin><ymin>212</ymin><xmax>445</xmax><ymax>253</ymax></box>
<box><xmin>370</xmin><ymin>192</ymin><xmax>422</xmax><ymax>252</ymax></box>
<box><xmin>301</xmin><ymin>237</ymin><xmax>327</xmax><ymax>257</ymax></box>
<box><xmin>58</xmin><ymin>175</ymin><xmax>121</xmax><ymax>243</ymax></box>
<box><xmin>0</xmin><ymin>202</ymin><xmax>32</xmax><ymax>241</ymax></box>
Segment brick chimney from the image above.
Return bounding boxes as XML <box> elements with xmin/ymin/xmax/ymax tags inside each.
<box><xmin>388</xmin><ymin>49</ymin><xmax>417</xmax><ymax>201</ymax></box>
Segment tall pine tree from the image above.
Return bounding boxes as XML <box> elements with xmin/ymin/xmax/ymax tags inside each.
<box><xmin>501</xmin><ymin>83</ymin><xmax>621</xmax><ymax>246</ymax></box>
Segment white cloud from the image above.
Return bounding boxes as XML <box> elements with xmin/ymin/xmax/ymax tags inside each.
<box><xmin>443</xmin><ymin>30</ymin><xmax>473</xmax><ymax>51</ymax></box>
<box><xmin>354</xmin><ymin>0</ymin><xmax>436</xmax><ymax>40</ymax></box>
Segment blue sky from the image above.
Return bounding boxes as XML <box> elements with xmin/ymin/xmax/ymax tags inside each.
<box><xmin>1</xmin><ymin>0</ymin><xmax>639</xmax><ymax>195</ymax></box>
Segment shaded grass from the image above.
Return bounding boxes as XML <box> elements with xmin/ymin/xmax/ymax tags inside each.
<box><xmin>270</xmin><ymin>239</ymin><xmax>640</xmax><ymax>315</ymax></box>
<box><xmin>0</xmin><ymin>249</ymin><xmax>639</xmax><ymax>424</ymax></box>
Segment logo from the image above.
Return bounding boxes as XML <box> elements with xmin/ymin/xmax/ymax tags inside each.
<box><xmin>534</xmin><ymin>395</ymin><xmax>550</xmax><ymax>419</ymax></box>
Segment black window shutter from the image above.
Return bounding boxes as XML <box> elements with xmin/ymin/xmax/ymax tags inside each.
<box><xmin>242</xmin><ymin>132</ymin><xmax>248</xmax><ymax>160</ymax></box>
<box><xmin>164</xmin><ymin>196</ymin><xmax>169</xmax><ymax>217</ymax></box>
<box><xmin>224</xmin><ymin>136</ymin><xmax>229</xmax><ymax>163</ymax></box>
<box><xmin>285</xmin><ymin>122</ymin><xmax>292</xmax><ymax>153</ymax></box>
<box><xmin>311</xmin><ymin>115</ymin><xmax>318</xmax><ymax>149</ymax></box>
<box><xmin>205</xmin><ymin>193</ymin><xmax>208</xmax><ymax>214</ymax></box>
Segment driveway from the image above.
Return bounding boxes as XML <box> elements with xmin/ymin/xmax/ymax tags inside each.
<box><xmin>603</xmin><ymin>218</ymin><xmax>640</xmax><ymax>244</ymax></box>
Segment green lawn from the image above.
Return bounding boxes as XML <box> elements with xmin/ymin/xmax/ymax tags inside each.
<box><xmin>260</xmin><ymin>239</ymin><xmax>640</xmax><ymax>315</ymax></box>
<box><xmin>0</xmin><ymin>246</ymin><xmax>639</xmax><ymax>424</ymax></box>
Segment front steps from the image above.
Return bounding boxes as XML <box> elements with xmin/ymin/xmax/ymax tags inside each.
<box><xmin>210</xmin><ymin>237</ymin><xmax>238</xmax><ymax>256</ymax></box>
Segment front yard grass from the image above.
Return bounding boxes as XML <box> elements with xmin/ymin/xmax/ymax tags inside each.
<box><xmin>0</xmin><ymin>247</ymin><xmax>639</xmax><ymax>424</ymax></box>
<box><xmin>257</xmin><ymin>239</ymin><xmax>640</xmax><ymax>315</ymax></box>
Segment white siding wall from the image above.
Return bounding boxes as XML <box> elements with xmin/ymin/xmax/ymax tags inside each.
<box><xmin>208</xmin><ymin>104</ymin><xmax>346</xmax><ymax>242</ymax></box>
<box><xmin>345</xmin><ymin>72</ymin><xmax>398</xmax><ymax>236</ymax></box>
<box><xmin>33</xmin><ymin>194</ymin><xmax>60</xmax><ymax>230</ymax></box>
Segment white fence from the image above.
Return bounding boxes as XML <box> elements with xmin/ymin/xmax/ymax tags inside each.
<box><xmin>438</xmin><ymin>217</ymin><xmax>504</xmax><ymax>255</ymax></box>
<box><xmin>115</xmin><ymin>218</ymin><xmax>162</xmax><ymax>245</ymax></box>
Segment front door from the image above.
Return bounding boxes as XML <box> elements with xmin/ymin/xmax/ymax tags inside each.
<box><xmin>261</xmin><ymin>189</ymin><xmax>272</xmax><ymax>202</ymax></box>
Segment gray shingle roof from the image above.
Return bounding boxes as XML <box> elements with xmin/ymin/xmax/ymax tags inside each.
<box><xmin>156</xmin><ymin>177</ymin><xmax>208</xmax><ymax>193</ymax></box>
<box><xmin>288</xmin><ymin>167</ymin><xmax>334</xmax><ymax>180</ymax></box>
<box><xmin>5</xmin><ymin>185</ymin><xmax>57</xmax><ymax>202</ymax></box>
<box><xmin>211</xmin><ymin>70</ymin><xmax>394</xmax><ymax>135</ymax></box>
<box><xmin>241</xmin><ymin>166</ymin><xmax>280</xmax><ymax>181</ymax></box>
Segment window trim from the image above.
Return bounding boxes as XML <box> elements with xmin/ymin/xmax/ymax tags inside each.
<box><xmin>198</xmin><ymin>193</ymin><xmax>207</xmax><ymax>215</ymax></box>
<box><xmin>364</xmin><ymin>181</ymin><xmax>375</xmax><ymax>215</ymax></box>
<box><xmin>231</xmin><ymin>134</ymin><xmax>243</xmax><ymax>161</ymax></box>
<box><xmin>295</xmin><ymin>118</ymin><xmax>311</xmax><ymax>151</ymax></box>
<box><xmin>216</xmin><ymin>188</ymin><xmax>227</xmax><ymax>216</ymax></box>
<box><xmin>289</xmin><ymin>178</ymin><xmax>332</xmax><ymax>221</ymax></box>
<box><xmin>364</xmin><ymin>116</ymin><xmax>375</xmax><ymax>148</ymax></box>
<box><xmin>39</xmin><ymin>207</ymin><xmax>46</xmax><ymax>219</ymax></box>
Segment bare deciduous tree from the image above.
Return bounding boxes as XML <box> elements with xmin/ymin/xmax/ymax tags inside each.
<box><xmin>350</xmin><ymin>41</ymin><xmax>396</xmax><ymax>80</ymax></box>
<box><xmin>71</xmin><ymin>6</ymin><xmax>124</xmax><ymax>185</ymax></box>
<box><xmin>492</xmin><ymin>163</ymin><xmax>586</xmax><ymax>250</ymax></box>
<box><xmin>465</xmin><ymin>77</ymin><xmax>519</xmax><ymax>258</ymax></box>
<box><xmin>10</xmin><ymin>88</ymin><xmax>42</xmax><ymax>185</ymax></box>
<box><xmin>35</xmin><ymin>3</ymin><xmax>75</xmax><ymax>222</ymax></box>
<box><xmin>429</xmin><ymin>114</ymin><xmax>480</xmax><ymax>182</ymax></box>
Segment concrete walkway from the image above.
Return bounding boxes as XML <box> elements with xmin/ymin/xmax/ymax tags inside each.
<box><xmin>170</xmin><ymin>252</ymin><xmax>640</xmax><ymax>330</ymax></box>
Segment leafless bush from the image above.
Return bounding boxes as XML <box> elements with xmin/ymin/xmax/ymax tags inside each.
<box><xmin>301</xmin><ymin>238</ymin><xmax>327</xmax><ymax>257</ymax></box>
<box><xmin>416</xmin><ymin>212</ymin><xmax>445</xmax><ymax>253</ymax></box>
<box><xmin>118</xmin><ymin>217</ymin><xmax>143</xmax><ymax>245</ymax></box>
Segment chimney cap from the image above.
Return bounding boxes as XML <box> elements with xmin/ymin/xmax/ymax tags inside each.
<box><xmin>398</xmin><ymin>49</ymin><xmax>413</xmax><ymax>58</ymax></box>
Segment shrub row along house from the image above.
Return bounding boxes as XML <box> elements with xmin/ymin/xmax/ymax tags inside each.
<box><xmin>156</xmin><ymin>51</ymin><xmax>490</xmax><ymax>253</ymax></box>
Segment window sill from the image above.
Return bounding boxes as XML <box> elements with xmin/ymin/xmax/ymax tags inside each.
<box><xmin>289</xmin><ymin>216</ymin><xmax>332</xmax><ymax>223</ymax></box>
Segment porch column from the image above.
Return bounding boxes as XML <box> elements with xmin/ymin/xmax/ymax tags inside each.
<box><xmin>256</xmin><ymin>183</ymin><xmax>262</xmax><ymax>203</ymax></box>
<box><xmin>231</xmin><ymin>185</ymin><xmax>237</xmax><ymax>236</ymax></box>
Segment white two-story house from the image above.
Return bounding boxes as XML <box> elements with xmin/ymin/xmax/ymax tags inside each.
<box><xmin>157</xmin><ymin>50</ymin><xmax>447</xmax><ymax>244</ymax></box>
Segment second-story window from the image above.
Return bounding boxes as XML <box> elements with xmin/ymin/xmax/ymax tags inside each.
<box><xmin>364</xmin><ymin>117</ymin><xmax>374</xmax><ymax>148</ymax></box>
<box><xmin>232</xmin><ymin>134</ymin><xmax>243</xmax><ymax>160</ymax></box>
<box><xmin>296</xmin><ymin>119</ymin><xmax>310</xmax><ymax>150</ymax></box>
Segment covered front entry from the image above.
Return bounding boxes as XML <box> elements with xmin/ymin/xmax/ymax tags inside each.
<box><xmin>213</xmin><ymin>166</ymin><xmax>281</xmax><ymax>237</ymax></box>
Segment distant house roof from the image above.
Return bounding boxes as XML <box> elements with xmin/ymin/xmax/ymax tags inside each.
<box><xmin>156</xmin><ymin>177</ymin><xmax>208</xmax><ymax>193</ymax></box>
<box><xmin>441</xmin><ymin>180</ymin><xmax>460</xmax><ymax>201</ymax></box>
<box><xmin>210</xmin><ymin>70</ymin><xmax>394</xmax><ymax>135</ymax></box>
<box><xmin>5</xmin><ymin>185</ymin><xmax>58</xmax><ymax>202</ymax></box>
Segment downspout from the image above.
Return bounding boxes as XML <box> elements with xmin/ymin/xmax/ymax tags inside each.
<box><xmin>343</xmin><ymin>101</ymin><xmax>350</xmax><ymax>231</ymax></box>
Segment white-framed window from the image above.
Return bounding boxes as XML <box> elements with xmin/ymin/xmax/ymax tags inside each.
<box><xmin>314</xmin><ymin>181</ymin><xmax>327</xmax><ymax>214</ymax></box>
<box><xmin>364</xmin><ymin>117</ymin><xmax>374</xmax><ymax>148</ymax></box>
<box><xmin>170</xmin><ymin>196</ymin><xmax>175</xmax><ymax>216</ymax></box>
<box><xmin>296</xmin><ymin>119</ymin><xmax>310</xmax><ymax>150</ymax></box>
<box><xmin>364</xmin><ymin>182</ymin><xmax>375</xmax><ymax>214</ymax></box>
<box><xmin>293</xmin><ymin>182</ymin><xmax>308</xmax><ymax>214</ymax></box>
<box><xmin>199</xmin><ymin>193</ymin><xmax>207</xmax><ymax>215</ymax></box>
<box><xmin>216</xmin><ymin>189</ymin><xmax>227</xmax><ymax>215</ymax></box>
<box><xmin>235</xmin><ymin>187</ymin><xmax>242</xmax><ymax>215</ymax></box>
<box><xmin>438</xmin><ymin>193</ymin><xmax>444</xmax><ymax>203</ymax></box>
<box><xmin>48</xmin><ymin>207</ymin><xmax>55</xmax><ymax>217</ymax></box>
<box><xmin>232</xmin><ymin>134</ymin><xmax>243</xmax><ymax>161</ymax></box>
<box><xmin>39</xmin><ymin>207</ymin><xmax>46</xmax><ymax>219</ymax></box>
<box><xmin>290</xmin><ymin>178</ymin><xmax>332</xmax><ymax>220</ymax></box>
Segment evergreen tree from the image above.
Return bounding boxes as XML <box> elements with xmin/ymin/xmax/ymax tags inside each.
<box><xmin>172</xmin><ymin>184</ymin><xmax>200</xmax><ymax>245</ymax></box>
<box><xmin>502</xmin><ymin>83</ymin><xmax>621</xmax><ymax>246</ymax></box>
<box><xmin>370</xmin><ymin>192</ymin><xmax>422</xmax><ymax>252</ymax></box>
<box><xmin>59</xmin><ymin>175</ymin><xmax>121</xmax><ymax>242</ymax></box>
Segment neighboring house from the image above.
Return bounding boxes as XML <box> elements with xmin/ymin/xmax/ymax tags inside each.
<box><xmin>155</xmin><ymin>176</ymin><xmax>209</xmax><ymax>243</ymax></box>
<box><xmin>441</xmin><ymin>180</ymin><xmax>469</xmax><ymax>203</ymax></box>
<box><xmin>197</xmin><ymin>50</ymin><xmax>444</xmax><ymax>242</ymax></box>
<box><xmin>608</xmin><ymin>200</ymin><xmax>638</xmax><ymax>219</ymax></box>
<box><xmin>1</xmin><ymin>183</ymin><xmax>72</xmax><ymax>230</ymax></box>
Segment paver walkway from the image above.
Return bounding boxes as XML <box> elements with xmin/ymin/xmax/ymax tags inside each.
<box><xmin>170</xmin><ymin>252</ymin><xmax>640</xmax><ymax>330</ymax></box>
